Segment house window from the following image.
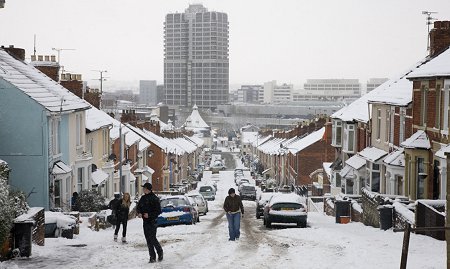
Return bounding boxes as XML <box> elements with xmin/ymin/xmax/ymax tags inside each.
<box><xmin>376</xmin><ymin>109</ymin><xmax>381</xmax><ymax>140</ymax></box>
<box><xmin>389</xmin><ymin>107</ymin><xmax>394</xmax><ymax>144</ymax></box>
<box><xmin>344</xmin><ymin>124</ymin><xmax>355</xmax><ymax>152</ymax></box>
<box><xmin>435</xmin><ymin>85</ymin><xmax>441</xmax><ymax>129</ymax></box>
<box><xmin>395</xmin><ymin>175</ymin><xmax>403</xmax><ymax>195</ymax></box>
<box><xmin>417</xmin><ymin>157</ymin><xmax>426</xmax><ymax>199</ymax></box>
<box><xmin>76</xmin><ymin>114</ymin><xmax>82</xmax><ymax>146</ymax></box>
<box><xmin>371</xmin><ymin>163</ymin><xmax>380</xmax><ymax>192</ymax></box>
<box><xmin>102</xmin><ymin>129</ymin><xmax>109</xmax><ymax>156</ymax></box>
<box><xmin>443</xmin><ymin>80</ymin><xmax>450</xmax><ymax>134</ymax></box>
<box><xmin>54</xmin><ymin>179</ymin><xmax>61</xmax><ymax>208</ymax></box>
<box><xmin>385</xmin><ymin>109</ymin><xmax>390</xmax><ymax>142</ymax></box>
<box><xmin>88</xmin><ymin>139</ymin><xmax>93</xmax><ymax>155</ymax></box>
<box><xmin>77</xmin><ymin>167</ymin><xmax>84</xmax><ymax>192</ymax></box>
<box><xmin>399</xmin><ymin>108</ymin><xmax>405</xmax><ymax>143</ymax></box>
<box><xmin>50</xmin><ymin>118</ymin><xmax>60</xmax><ymax>155</ymax></box>
<box><xmin>420</xmin><ymin>86</ymin><xmax>428</xmax><ymax>126</ymax></box>
<box><xmin>332</xmin><ymin>120</ymin><xmax>342</xmax><ymax>146</ymax></box>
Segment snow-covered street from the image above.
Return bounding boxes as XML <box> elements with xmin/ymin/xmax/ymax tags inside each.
<box><xmin>2</xmin><ymin>153</ymin><xmax>446</xmax><ymax>269</ymax></box>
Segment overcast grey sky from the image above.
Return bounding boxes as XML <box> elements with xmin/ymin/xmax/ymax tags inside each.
<box><xmin>1</xmin><ymin>0</ymin><xmax>450</xmax><ymax>88</ymax></box>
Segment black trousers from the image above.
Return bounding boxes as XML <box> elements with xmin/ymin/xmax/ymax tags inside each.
<box><xmin>143</xmin><ymin>221</ymin><xmax>163</xmax><ymax>259</ymax></box>
<box><xmin>114</xmin><ymin>219</ymin><xmax>128</xmax><ymax>237</ymax></box>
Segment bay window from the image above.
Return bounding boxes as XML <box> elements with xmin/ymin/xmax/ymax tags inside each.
<box><xmin>332</xmin><ymin>119</ymin><xmax>342</xmax><ymax>146</ymax></box>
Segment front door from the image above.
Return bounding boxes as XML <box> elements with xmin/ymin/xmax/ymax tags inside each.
<box><xmin>433</xmin><ymin>160</ymin><xmax>440</xmax><ymax>199</ymax></box>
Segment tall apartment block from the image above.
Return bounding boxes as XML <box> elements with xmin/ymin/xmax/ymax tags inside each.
<box><xmin>164</xmin><ymin>4</ymin><xmax>229</xmax><ymax>109</ymax></box>
<box><xmin>303</xmin><ymin>79</ymin><xmax>361</xmax><ymax>100</ymax></box>
<box><xmin>139</xmin><ymin>80</ymin><xmax>157</xmax><ymax>105</ymax></box>
<box><xmin>237</xmin><ymin>85</ymin><xmax>262</xmax><ymax>103</ymax></box>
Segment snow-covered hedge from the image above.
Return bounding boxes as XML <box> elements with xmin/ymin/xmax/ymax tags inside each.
<box><xmin>0</xmin><ymin>164</ymin><xmax>28</xmax><ymax>250</ymax></box>
<box><xmin>78</xmin><ymin>189</ymin><xmax>106</xmax><ymax>212</ymax></box>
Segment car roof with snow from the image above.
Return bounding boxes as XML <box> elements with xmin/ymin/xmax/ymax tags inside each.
<box><xmin>269</xmin><ymin>193</ymin><xmax>305</xmax><ymax>206</ymax></box>
<box><xmin>241</xmin><ymin>183</ymin><xmax>254</xmax><ymax>187</ymax></box>
<box><xmin>161</xmin><ymin>195</ymin><xmax>188</xmax><ymax>200</ymax></box>
<box><xmin>259</xmin><ymin>192</ymin><xmax>275</xmax><ymax>201</ymax></box>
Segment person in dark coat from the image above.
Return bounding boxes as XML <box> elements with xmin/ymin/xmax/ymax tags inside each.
<box><xmin>108</xmin><ymin>192</ymin><xmax>121</xmax><ymax>240</ymax></box>
<box><xmin>71</xmin><ymin>192</ymin><xmax>80</xmax><ymax>211</ymax></box>
<box><xmin>137</xmin><ymin>183</ymin><xmax>163</xmax><ymax>263</ymax></box>
<box><xmin>113</xmin><ymin>192</ymin><xmax>131</xmax><ymax>243</ymax></box>
<box><xmin>223</xmin><ymin>188</ymin><xmax>244</xmax><ymax>241</ymax></box>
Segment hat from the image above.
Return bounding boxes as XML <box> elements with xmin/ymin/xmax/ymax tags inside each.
<box><xmin>142</xmin><ymin>182</ymin><xmax>152</xmax><ymax>190</ymax></box>
<box><xmin>228</xmin><ymin>188</ymin><xmax>235</xmax><ymax>195</ymax></box>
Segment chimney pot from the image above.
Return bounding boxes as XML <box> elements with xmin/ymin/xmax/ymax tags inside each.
<box><xmin>51</xmin><ymin>55</ymin><xmax>56</xmax><ymax>62</ymax></box>
<box><xmin>38</xmin><ymin>55</ymin><xmax>43</xmax><ymax>61</ymax></box>
<box><xmin>31</xmin><ymin>55</ymin><xmax>36</xmax><ymax>61</ymax></box>
<box><xmin>44</xmin><ymin>55</ymin><xmax>50</xmax><ymax>61</ymax></box>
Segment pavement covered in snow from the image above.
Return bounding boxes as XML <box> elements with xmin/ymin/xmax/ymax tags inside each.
<box><xmin>1</xmin><ymin>153</ymin><xmax>445</xmax><ymax>269</ymax></box>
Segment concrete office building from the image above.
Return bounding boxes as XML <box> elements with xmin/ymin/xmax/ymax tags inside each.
<box><xmin>164</xmin><ymin>4</ymin><xmax>229</xmax><ymax>109</ymax></box>
<box><xmin>262</xmin><ymin>80</ymin><xmax>293</xmax><ymax>104</ymax></box>
<box><xmin>304</xmin><ymin>79</ymin><xmax>361</xmax><ymax>100</ymax></box>
<box><xmin>366</xmin><ymin>78</ymin><xmax>389</xmax><ymax>93</ymax></box>
<box><xmin>237</xmin><ymin>85</ymin><xmax>262</xmax><ymax>103</ymax></box>
<box><xmin>139</xmin><ymin>80</ymin><xmax>157</xmax><ymax>105</ymax></box>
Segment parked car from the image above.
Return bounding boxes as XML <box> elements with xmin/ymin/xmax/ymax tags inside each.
<box><xmin>187</xmin><ymin>196</ymin><xmax>200</xmax><ymax>222</ymax></box>
<box><xmin>198</xmin><ymin>185</ymin><xmax>216</xmax><ymax>201</ymax></box>
<box><xmin>157</xmin><ymin>195</ymin><xmax>197</xmax><ymax>227</ymax></box>
<box><xmin>237</xmin><ymin>178</ymin><xmax>250</xmax><ymax>187</ymax></box>
<box><xmin>263</xmin><ymin>193</ymin><xmax>307</xmax><ymax>228</ymax></box>
<box><xmin>187</xmin><ymin>193</ymin><xmax>208</xmax><ymax>215</ymax></box>
<box><xmin>240</xmin><ymin>184</ymin><xmax>257</xmax><ymax>201</ymax></box>
<box><xmin>256</xmin><ymin>192</ymin><xmax>275</xmax><ymax>219</ymax></box>
<box><xmin>211</xmin><ymin>160</ymin><xmax>226</xmax><ymax>174</ymax></box>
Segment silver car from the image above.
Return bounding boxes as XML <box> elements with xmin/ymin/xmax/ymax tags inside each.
<box><xmin>198</xmin><ymin>185</ymin><xmax>216</xmax><ymax>201</ymax></box>
<box><xmin>187</xmin><ymin>193</ymin><xmax>208</xmax><ymax>215</ymax></box>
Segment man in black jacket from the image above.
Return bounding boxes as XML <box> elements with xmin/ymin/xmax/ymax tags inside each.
<box><xmin>137</xmin><ymin>183</ymin><xmax>163</xmax><ymax>263</ymax></box>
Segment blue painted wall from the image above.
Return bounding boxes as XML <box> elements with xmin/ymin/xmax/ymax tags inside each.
<box><xmin>0</xmin><ymin>79</ymin><xmax>50</xmax><ymax>209</ymax></box>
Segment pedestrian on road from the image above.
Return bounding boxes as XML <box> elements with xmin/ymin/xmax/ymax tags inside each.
<box><xmin>114</xmin><ymin>192</ymin><xmax>131</xmax><ymax>243</ymax></box>
<box><xmin>223</xmin><ymin>188</ymin><xmax>244</xmax><ymax>241</ymax></box>
<box><xmin>137</xmin><ymin>183</ymin><xmax>163</xmax><ymax>263</ymax></box>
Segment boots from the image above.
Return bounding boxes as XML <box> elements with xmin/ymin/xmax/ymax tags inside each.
<box><xmin>114</xmin><ymin>234</ymin><xmax>118</xmax><ymax>242</ymax></box>
<box><xmin>122</xmin><ymin>237</ymin><xmax>127</xmax><ymax>243</ymax></box>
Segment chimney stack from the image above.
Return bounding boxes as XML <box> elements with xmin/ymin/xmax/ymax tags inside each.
<box><xmin>1</xmin><ymin>45</ymin><xmax>25</xmax><ymax>61</ymax></box>
<box><xmin>31</xmin><ymin>54</ymin><xmax>60</xmax><ymax>82</ymax></box>
<box><xmin>430</xmin><ymin>21</ymin><xmax>450</xmax><ymax>58</ymax></box>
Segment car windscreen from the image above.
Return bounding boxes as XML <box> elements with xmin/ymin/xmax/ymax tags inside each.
<box><xmin>199</xmin><ymin>186</ymin><xmax>213</xmax><ymax>192</ymax></box>
<box><xmin>271</xmin><ymin>202</ymin><xmax>303</xmax><ymax>210</ymax></box>
<box><xmin>161</xmin><ymin>198</ymin><xmax>188</xmax><ymax>207</ymax></box>
<box><xmin>242</xmin><ymin>186</ymin><xmax>255</xmax><ymax>191</ymax></box>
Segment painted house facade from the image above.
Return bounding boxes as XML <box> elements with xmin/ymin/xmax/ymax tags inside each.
<box><xmin>0</xmin><ymin>48</ymin><xmax>90</xmax><ymax>209</ymax></box>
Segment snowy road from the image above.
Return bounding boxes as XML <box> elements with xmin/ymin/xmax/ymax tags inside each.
<box><xmin>2</xmin><ymin>153</ymin><xmax>446</xmax><ymax>269</ymax></box>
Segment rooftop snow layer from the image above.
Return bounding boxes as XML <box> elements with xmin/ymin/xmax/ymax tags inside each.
<box><xmin>0</xmin><ymin>49</ymin><xmax>90</xmax><ymax>113</ymax></box>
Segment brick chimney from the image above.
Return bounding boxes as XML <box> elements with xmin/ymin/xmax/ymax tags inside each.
<box><xmin>30</xmin><ymin>54</ymin><xmax>60</xmax><ymax>82</ymax></box>
<box><xmin>430</xmin><ymin>21</ymin><xmax>450</xmax><ymax>58</ymax></box>
<box><xmin>1</xmin><ymin>45</ymin><xmax>25</xmax><ymax>61</ymax></box>
<box><xmin>121</xmin><ymin>110</ymin><xmax>138</xmax><ymax>126</ymax></box>
<box><xmin>60</xmin><ymin>73</ymin><xmax>83</xmax><ymax>98</ymax></box>
<box><xmin>84</xmin><ymin>87</ymin><xmax>101</xmax><ymax>109</ymax></box>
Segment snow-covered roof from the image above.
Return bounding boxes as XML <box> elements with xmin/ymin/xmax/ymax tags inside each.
<box><xmin>340</xmin><ymin>165</ymin><xmax>356</xmax><ymax>179</ymax></box>
<box><xmin>322</xmin><ymin>162</ymin><xmax>332</xmax><ymax>178</ymax></box>
<box><xmin>241</xmin><ymin>132</ymin><xmax>258</xmax><ymax>144</ymax></box>
<box><xmin>91</xmin><ymin>169</ymin><xmax>108</xmax><ymax>185</ymax></box>
<box><xmin>269</xmin><ymin>193</ymin><xmax>305</xmax><ymax>206</ymax></box>
<box><xmin>0</xmin><ymin>49</ymin><xmax>90</xmax><ymax>113</ymax></box>
<box><xmin>384</xmin><ymin>148</ymin><xmax>405</xmax><ymax>167</ymax></box>
<box><xmin>345</xmin><ymin>155</ymin><xmax>366</xmax><ymax>170</ymax></box>
<box><xmin>183</xmin><ymin>105</ymin><xmax>209</xmax><ymax>129</ymax></box>
<box><xmin>435</xmin><ymin>144</ymin><xmax>450</xmax><ymax>159</ymax></box>
<box><xmin>359</xmin><ymin>147</ymin><xmax>388</xmax><ymax>162</ymax></box>
<box><xmin>288</xmin><ymin>127</ymin><xmax>325</xmax><ymax>155</ymax></box>
<box><xmin>52</xmin><ymin>161</ymin><xmax>72</xmax><ymax>175</ymax></box>
<box><xmin>170</xmin><ymin>137</ymin><xmax>198</xmax><ymax>154</ymax></box>
<box><xmin>367</xmin><ymin>77</ymin><xmax>413</xmax><ymax>106</ymax></box>
<box><xmin>110</xmin><ymin>120</ymin><xmax>148</xmax><ymax>150</ymax></box>
<box><xmin>332</xmin><ymin>58</ymin><xmax>429</xmax><ymax>122</ymax></box>
<box><xmin>85</xmin><ymin>106</ymin><xmax>113</xmax><ymax>132</ymax></box>
<box><xmin>400</xmin><ymin>130</ymin><xmax>431</xmax><ymax>149</ymax></box>
<box><xmin>126</xmin><ymin>124</ymin><xmax>170</xmax><ymax>152</ymax></box>
<box><xmin>258</xmin><ymin>137</ymin><xmax>286</xmax><ymax>155</ymax></box>
<box><xmin>252</xmin><ymin>135</ymin><xmax>272</xmax><ymax>147</ymax></box>
<box><xmin>407</xmin><ymin>47</ymin><xmax>450</xmax><ymax>79</ymax></box>
<box><xmin>184</xmin><ymin>134</ymin><xmax>204</xmax><ymax>148</ymax></box>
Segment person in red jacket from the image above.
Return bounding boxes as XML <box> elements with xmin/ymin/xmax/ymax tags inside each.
<box><xmin>223</xmin><ymin>188</ymin><xmax>244</xmax><ymax>241</ymax></box>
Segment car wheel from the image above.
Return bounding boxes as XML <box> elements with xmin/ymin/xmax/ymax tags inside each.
<box><xmin>266</xmin><ymin>221</ymin><xmax>272</xmax><ymax>228</ymax></box>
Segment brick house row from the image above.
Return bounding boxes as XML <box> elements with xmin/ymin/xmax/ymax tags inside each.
<box><xmin>329</xmin><ymin>21</ymin><xmax>450</xmax><ymax>201</ymax></box>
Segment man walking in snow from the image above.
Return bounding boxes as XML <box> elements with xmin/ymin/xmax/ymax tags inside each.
<box><xmin>223</xmin><ymin>188</ymin><xmax>244</xmax><ymax>241</ymax></box>
<box><xmin>137</xmin><ymin>183</ymin><xmax>163</xmax><ymax>263</ymax></box>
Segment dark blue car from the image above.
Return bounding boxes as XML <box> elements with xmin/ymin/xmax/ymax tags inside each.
<box><xmin>156</xmin><ymin>195</ymin><xmax>196</xmax><ymax>227</ymax></box>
